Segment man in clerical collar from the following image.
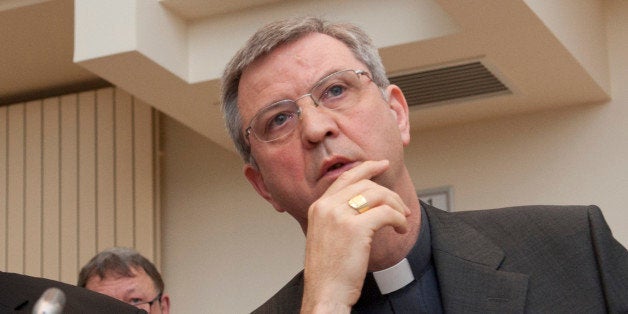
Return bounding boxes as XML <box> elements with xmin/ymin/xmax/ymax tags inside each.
<box><xmin>220</xmin><ymin>16</ymin><xmax>628</xmax><ymax>313</ymax></box>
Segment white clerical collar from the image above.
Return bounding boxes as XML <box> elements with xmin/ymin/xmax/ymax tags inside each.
<box><xmin>372</xmin><ymin>258</ymin><xmax>415</xmax><ymax>294</ymax></box>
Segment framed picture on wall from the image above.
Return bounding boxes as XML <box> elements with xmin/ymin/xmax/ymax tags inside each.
<box><xmin>418</xmin><ymin>186</ymin><xmax>453</xmax><ymax>212</ymax></box>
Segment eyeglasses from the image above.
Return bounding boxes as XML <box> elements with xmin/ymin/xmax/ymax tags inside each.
<box><xmin>130</xmin><ymin>291</ymin><xmax>162</xmax><ymax>310</ymax></box>
<box><xmin>245</xmin><ymin>69</ymin><xmax>373</xmax><ymax>143</ymax></box>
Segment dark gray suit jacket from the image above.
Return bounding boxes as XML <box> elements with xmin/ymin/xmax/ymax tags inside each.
<box><xmin>0</xmin><ymin>271</ymin><xmax>146</xmax><ymax>313</ymax></box>
<box><xmin>252</xmin><ymin>204</ymin><xmax>628</xmax><ymax>313</ymax></box>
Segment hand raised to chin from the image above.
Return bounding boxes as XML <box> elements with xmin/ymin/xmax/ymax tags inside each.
<box><xmin>301</xmin><ymin>160</ymin><xmax>411</xmax><ymax>313</ymax></box>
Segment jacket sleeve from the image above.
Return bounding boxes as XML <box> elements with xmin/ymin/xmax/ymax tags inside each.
<box><xmin>587</xmin><ymin>205</ymin><xmax>628</xmax><ymax>313</ymax></box>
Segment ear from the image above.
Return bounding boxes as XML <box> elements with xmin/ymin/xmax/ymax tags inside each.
<box><xmin>386</xmin><ymin>84</ymin><xmax>411</xmax><ymax>146</ymax></box>
<box><xmin>160</xmin><ymin>294</ymin><xmax>171</xmax><ymax>314</ymax></box>
<box><xmin>243</xmin><ymin>163</ymin><xmax>286</xmax><ymax>212</ymax></box>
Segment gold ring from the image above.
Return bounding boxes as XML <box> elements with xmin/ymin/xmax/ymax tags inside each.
<box><xmin>348</xmin><ymin>194</ymin><xmax>369</xmax><ymax>214</ymax></box>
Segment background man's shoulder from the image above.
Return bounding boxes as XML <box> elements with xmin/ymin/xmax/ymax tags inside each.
<box><xmin>0</xmin><ymin>271</ymin><xmax>145</xmax><ymax>313</ymax></box>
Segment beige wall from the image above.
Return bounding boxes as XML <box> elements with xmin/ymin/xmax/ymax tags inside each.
<box><xmin>160</xmin><ymin>1</ymin><xmax>628</xmax><ymax>313</ymax></box>
<box><xmin>160</xmin><ymin>117</ymin><xmax>305</xmax><ymax>313</ymax></box>
<box><xmin>409</xmin><ymin>102</ymin><xmax>628</xmax><ymax>240</ymax></box>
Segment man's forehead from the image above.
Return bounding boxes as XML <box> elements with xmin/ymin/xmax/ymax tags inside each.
<box><xmin>89</xmin><ymin>267</ymin><xmax>145</xmax><ymax>284</ymax></box>
<box><xmin>87</xmin><ymin>267</ymin><xmax>157</xmax><ymax>292</ymax></box>
<box><xmin>238</xmin><ymin>33</ymin><xmax>360</xmax><ymax>109</ymax></box>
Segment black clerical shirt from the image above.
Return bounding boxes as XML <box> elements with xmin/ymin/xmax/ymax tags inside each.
<box><xmin>352</xmin><ymin>205</ymin><xmax>443</xmax><ymax>313</ymax></box>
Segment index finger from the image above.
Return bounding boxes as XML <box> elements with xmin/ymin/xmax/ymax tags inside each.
<box><xmin>324</xmin><ymin>160</ymin><xmax>389</xmax><ymax>196</ymax></box>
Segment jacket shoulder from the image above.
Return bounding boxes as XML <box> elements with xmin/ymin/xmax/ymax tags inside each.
<box><xmin>252</xmin><ymin>271</ymin><xmax>304</xmax><ymax>314</ymax></box>
<box><xmin>426</xmin><ymin>204</ymin><xmax>628</xmax><ymax>312</ymax></box>
<box><xmin>446</xmin><ymin>204</ymin><xmax>599</xmax><ymax>234</ymax></box>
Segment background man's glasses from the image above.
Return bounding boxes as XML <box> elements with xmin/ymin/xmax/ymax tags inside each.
<box><xmin>245</xmin><ymin>69</ymin><xmax>372</xmax><ymax>143</ymax></box>
<box><xmin>130</xmin><ymin>292</ymin><xmax>162</xmax><ymax>311</ymax></box>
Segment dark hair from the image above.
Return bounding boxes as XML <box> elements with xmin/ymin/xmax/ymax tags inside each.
<box><xmin>77</xmin><ymin>247</ymin><xmax>164</xmax><ymax>293</ymax></box>
<box><xmin>221</xmin><ymin>16</ymin><xmax>389</xmax><ymax>164</ymax></box>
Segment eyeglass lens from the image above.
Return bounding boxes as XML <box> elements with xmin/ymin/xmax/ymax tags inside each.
<box><xmin>131</xmin><ymin>292</ymin><xmax>161</xmax><ymax>310</ymax></box>
<box><xmin>249</xmin><ymin>70</ymin><xmax>368</xmax><ymax>142</ymax></box>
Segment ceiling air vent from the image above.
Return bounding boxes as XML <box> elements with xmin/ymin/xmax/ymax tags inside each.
<box><xmin>388</xmin><ymin>61</ymin><xmax>510</xmax><ymax>107</ymax></box>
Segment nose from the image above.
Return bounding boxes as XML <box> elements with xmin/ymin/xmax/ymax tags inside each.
<box><xmin>297</xmin><ymin>97</ymin><xmax>340</xmax><ymax>146</ymax></box>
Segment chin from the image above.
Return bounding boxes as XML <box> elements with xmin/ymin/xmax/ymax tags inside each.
<box><xmin>367</xmin><ymin>227</ymin><xmax>405</xmax><ymax>271</ymax></box>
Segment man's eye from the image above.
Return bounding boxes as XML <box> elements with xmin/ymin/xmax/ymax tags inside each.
<box><xmin>271</xmin><ymin>112</ymin><xmax>290</xmax><ymax>127</ymax></box>
<box><xmin>322</xmin><ymin>84</ymin><xmax>346</xmax><ymax>99</ymax></box>
<box><xmin>130</xmin><ymin>298</ymin><xmax>143</xmax><ymax>304</ymax></box>
<box><xmin>265</xmin><ymin>111</ymin><xmax>294</xmax><ymax>131</ymax></box>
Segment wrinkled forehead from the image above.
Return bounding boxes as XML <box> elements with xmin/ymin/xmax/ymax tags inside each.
<box><xmin>88</xmin><ymin>267</ymin><xmax>157</xmax><ymax>291</ymax></box>
<box><xmin>237</xmin><ymin>33</ymin><xmax>365</xmax><ymax>120</ymax></box>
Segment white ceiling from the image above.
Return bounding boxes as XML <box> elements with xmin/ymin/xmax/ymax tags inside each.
<box><xmin>0</xmin><ymin>0</ymin><xmax>610</xmax><ymax>154</ymax></box>
<box><xmin>159</xmin><ymin>0</ymin><xmax>288</xmax><ymax>20</ymax></box>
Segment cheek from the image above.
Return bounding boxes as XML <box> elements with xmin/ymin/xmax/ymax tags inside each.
<box><xmin>352</xmin><ymin>96</ymin><xmax>393</xmax><ymax>123</ymax></box>
<box><xmin>349</xmin><ymin>105</ymin><xmax>394</xmax><ymax>134</ymax></box>
<box><xmin>348</xmin><ymin>107</ymin><xmax>403</xmax><ymax>152</ymax></box>
<box><xmin>258</xmin><ymin>146</ymin><xmax>306</xmax><ymax>182</ymax></box>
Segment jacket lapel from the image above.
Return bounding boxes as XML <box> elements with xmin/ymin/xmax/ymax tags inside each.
<box><xmin>425</xmin><ymin>205</ymin><xmax>529</xmax><ymax>313</ymax></box>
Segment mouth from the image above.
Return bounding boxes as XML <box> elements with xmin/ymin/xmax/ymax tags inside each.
<box><xmin>328</xmin><ymin>162</ymin><xmax>344</xmax><ymax>171</ymax></box>
<box><xmin>318</xmin><ymin>157</ymin><xmax>357</xmax><ymax>181</ymax></box>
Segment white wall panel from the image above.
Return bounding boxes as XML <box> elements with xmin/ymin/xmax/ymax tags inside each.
<box><xmin>0</xmin><ymin>106</ymin><xmax>6</xmax><ymax>271</ymax></box>
<box><xmin>41</xmin><ymin>97</ymin><xmax>60</xmax><ymax>280</ymax></box>
<box><xmin>77</xmin><ymin>91</ymin><xmax>97</xmax><ymax>267</ymax></box>
<box><xmin>7</xmin><ymin>103</ymin><xmax>25</xmax><ymax>273</ymax></box>
<box><xmin>133</xmin><ymin>100</ymin><xmax>156</xmax><ymax>265</ymax></box>
<box><xmin>24</xmin><ymin>100</ymin><xmax>43</xmax><ymax>276</ymax></box>
<box><xmin>60</xmin><ymin>94</ymin><xmax>79</xmax><ymax>284</ymax></box>
<box><xmin>96</xmin><ymin>88</ymin><xmax>115</xmax><ymax>252</ymax></box>
<box><xmin>114</xmin><ymin>89</ymin><xmax>134</xmax><ymax>248</ymax></box>
<box><xmin>0</xmin><ymin>87</ymin><xmax>158</xmax><ymax>283</ymax></box>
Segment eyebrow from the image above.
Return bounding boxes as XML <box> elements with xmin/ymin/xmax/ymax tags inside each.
<box><xmin>264</xmin><ymin>68</ymin><xmax>345</xmax><ymax>105</ymax></box>
<box><xmin>122</xmin><ymin>287</ymin><xmax>140</xmax><ymax>298</ymax></box>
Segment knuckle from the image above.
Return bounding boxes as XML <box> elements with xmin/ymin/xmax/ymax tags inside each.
<box><xmin>308</xmin><ymin>198</ymin><xmax>336</xmax><ymax>219</ymax></box>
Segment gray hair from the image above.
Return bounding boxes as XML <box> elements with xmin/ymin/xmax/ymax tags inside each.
<box><xmin>77</xmin><ymin>247</ymin><xmax>164</xmax><ymax>293</ymax></box>
<box><xmin>221</xmin><ymin>16</ymin><xmax>389</xmax><ymax>164</ymax></box>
